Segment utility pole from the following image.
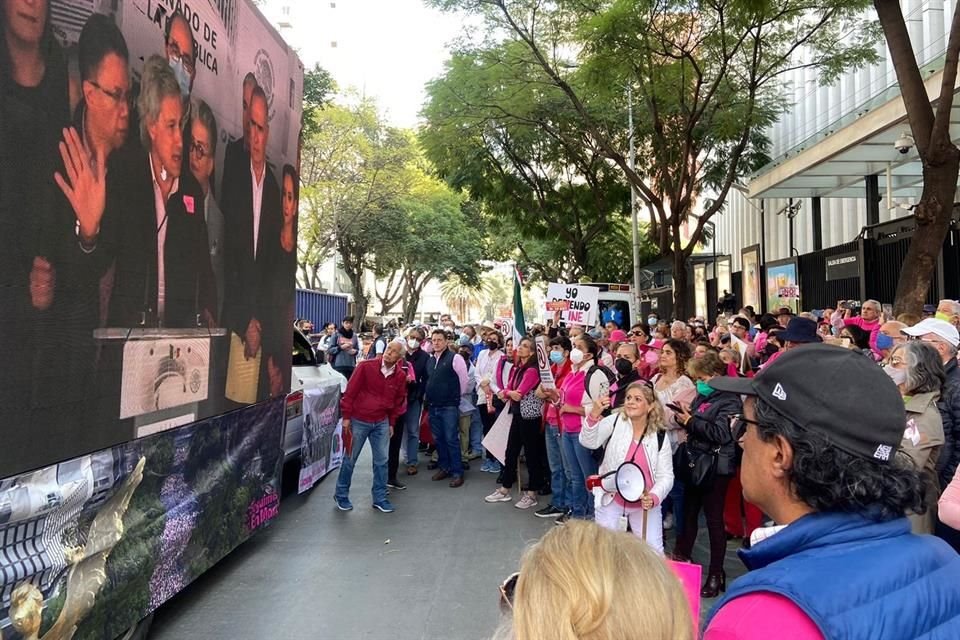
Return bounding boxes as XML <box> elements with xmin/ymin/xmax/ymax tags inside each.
<box><xmin>628</xmin><ymin>85</ymin><xmax>642</xmax><ymax>322</ymax></box>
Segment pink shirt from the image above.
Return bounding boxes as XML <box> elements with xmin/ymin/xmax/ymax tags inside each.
<box><xmin>940</xmin><ymin>466</ymin><xmax>960</xmax><ymax>530</ymax></box>
<box><xmin>558</xmin><ymin>370</ymin><xmax>587</xmax><ymax>433</ymax></box>
<box><xmin>705</xmin><ymin>593</ymin><xmax>823</xmax><ymax>640</ymax></box>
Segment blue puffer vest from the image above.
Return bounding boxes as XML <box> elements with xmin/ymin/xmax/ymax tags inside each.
<box><xmin>706</xmin><ymin>511</ymin><xmax>960</xmax><ymax>639</ymax></box>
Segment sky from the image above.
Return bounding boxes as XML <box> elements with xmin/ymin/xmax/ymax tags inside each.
<box><xmin>264</xmin><ymin>0</ymin><xmax>469</xmax><ymax>129</ymax></box>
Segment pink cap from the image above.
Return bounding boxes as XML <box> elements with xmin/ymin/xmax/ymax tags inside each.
<box><xmin>609</xmin><ymin>329</ymin><xmax>629</xmax><ymax>342</ymax></box>
<box><xmin>638</xmin><ymin>338</ymin><xmax>665</xmax><ymax>352</ymax></box>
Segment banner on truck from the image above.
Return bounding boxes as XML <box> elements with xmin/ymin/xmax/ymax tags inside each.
<box><xmin>298</xmin><ymin>384</ymin><xmax>346</xmax><ymax>493</ymax></box>
<box><xmin>546</xmin><ymin>283</ymin><xmax>600</xmax><ymax>326</ymax></box>
<box><xmin>0</xmin><ymin>397</ymin><xmax>284</xmax><ymax>640</ymax></box>
<box><xmin>1</xmin><ymin>1</ymin><xmax>304</xmax><ymax>478</ymax></box>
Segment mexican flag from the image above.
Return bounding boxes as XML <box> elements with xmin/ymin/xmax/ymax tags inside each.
<box><xmin>512</xmin><ymin>267</ymin><xmax>526</xmax><ymax>343</ymax></box>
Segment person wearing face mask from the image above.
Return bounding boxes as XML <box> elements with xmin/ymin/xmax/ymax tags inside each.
<box><xmin>877</xmin><ymin>320</ymin><xmax>906</xmax><ymax>362</ymax></box>
<box><xmin>535</xmin><ymin>336</ymin><xmax>574</xmax><ymax>518</ymax></box>
<box><xmin>477</xmin><ymin>330</ymin><xmax>506</xmax><ymax>473</ymax></box>
<box><xmin>390</xmin><ymin>328</ymin><xmax>429</xmax><ymax>478</ymax></box>
<box><xmin>671</xmin><ymin>351</ymin><xmax>742</xmax><ymax>598</ymax></box>
<box><xmin>610</xmin><ymin>343</ymin><xmax>643</xmax><ymax>408</ymax></box>
<box><xmin>935</xmin><ymin>299</ymin><xmax>960</xmax><ymax>328</ymax></box>
<box><xmin>885</xmin><ymin>341</ymin><xmax>945</xmax><ymax>534</ymax></box>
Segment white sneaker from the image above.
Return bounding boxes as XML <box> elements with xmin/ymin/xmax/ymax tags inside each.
<box><xmin>514</xmin><ymin>494</ymin><xmax>538</xmax><ymax>510</ymax></box>
<box><xmin>485</xmin><ymin>489</ymin><xmax>512</xmax><ymax>503</ymax></box>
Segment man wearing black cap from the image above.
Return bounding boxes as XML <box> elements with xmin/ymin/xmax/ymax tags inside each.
<box><xmin>702</xmin><ymin>345</ymin><xmax>960</xmax><ymax>640</ymax></box>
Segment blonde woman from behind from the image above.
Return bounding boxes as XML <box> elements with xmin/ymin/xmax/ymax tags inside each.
<box><xmin>494</xmin><ymin>520</ymin><xmax>693</xmax><ymax>640</ymax></box>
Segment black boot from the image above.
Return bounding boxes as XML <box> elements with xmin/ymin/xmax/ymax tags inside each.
<box><xmin>700</xmin><ymin>570</ymin><xmax>726</xmax><ymax>598</ymax></box>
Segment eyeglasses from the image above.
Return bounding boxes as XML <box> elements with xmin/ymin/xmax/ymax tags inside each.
<box><xmin>888</xmin><ymin>356</ymin><xmax>905</xmax><ymax>366</ymax></box>
<box><xmin>166</xmin><ymin>41</ymin><xmax>196</xmax><ymax>74</ymax></box>
<box><xmin>89</xmin><ymin>80</ymin><xmax>133</xmax><ymax>108</ymax></box>
<box><xmin>728</xmin><ymin>413</ymin><xmax>762</xmax><ymax>440</ymax></box>
<box><xmin>190</xmin><ymin>140</ymin><xmax>210</xmax><ymax>160</ymax></box>
<box><xmin>629</xmin><ymin>331</ymin><xmax>645</xmax><ymax>336</ymax></box>
<box><xmin>499</xmin><ymin>572</ymin><xmax>519</xmax><ymax>612</ymax></box>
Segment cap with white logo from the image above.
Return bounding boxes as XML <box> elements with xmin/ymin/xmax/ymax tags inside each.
<box><xmin>707</xmin><ymin>344</ymin><xmax>905</xmax><ymax>464</ymax></box>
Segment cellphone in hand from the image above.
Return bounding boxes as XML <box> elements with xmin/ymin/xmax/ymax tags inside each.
<box><xmin>665</xmin><ymin>402</ymin><xmax>683</xmax><ymax>413</ymax></box>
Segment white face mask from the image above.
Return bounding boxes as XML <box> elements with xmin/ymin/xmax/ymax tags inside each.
<box><xmin>883</xmin><ymin>364</ymin><xmax>907</xmax><ymax>387</ymax></box>
<box><xmin>407</xmin><ymin>339</ymin><xmax>420</xmax><ymax>350</ymax></box>
<box><xmin>569</xmin><ymin>348</ymin><xmax>585</xmax><ymax>365</ymax></box>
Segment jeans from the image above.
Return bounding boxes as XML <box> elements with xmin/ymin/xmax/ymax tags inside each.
<box><xmin>335</xmin><ymin>418</ymin><xmax>389</xmax><ymax>503</ymax></box>
<box><xmin>667</xmin><ymin>480</ymin><xmax>685</xmax><ymax>538</ymax></box>
<box><xmin>403</xmin><ymin>399</ymin><xmax>422</xmax><ymax>465</ymax></box>
<box><xmin>561</xmin><ymin>431</ymin><xmax>598</xmax><ymax>517</ymax></box>
<box><xmin>469</xmin><ymin>406</ymin><xmax>483</xmax><ymax>453</ymax></box>
<box><xmin>545</xmin><ymin>423</ymin><xmax>568</xmax><ymax>510</ymax></box>
<box><xmin>429</xmin><ymin>405</ymin><xmax>463</xmax><ymax>476</ymax></box>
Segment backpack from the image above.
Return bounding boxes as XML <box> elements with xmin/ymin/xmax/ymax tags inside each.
<box><xmin>583</xmin><ymin>363</ymin><xmax>616</xmax><ymax>463</ymax></box>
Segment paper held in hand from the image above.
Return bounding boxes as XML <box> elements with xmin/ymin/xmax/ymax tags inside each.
<box><xmin>225</xmin><ymin>332</ymin><xmax>261</xmax><ymax>404</ymax></box>
<box><xmin>534</xmin><ymin>335</ymin><xmax>556</xmax><ymax>390</ymax></box>
<box><xmin>481</xmin><ymin>402</ymin><xmax>513</xmax><ymax>465</ymax></box>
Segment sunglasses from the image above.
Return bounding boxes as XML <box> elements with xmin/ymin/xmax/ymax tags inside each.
<box><xmin>499</xmin><ymin>572</ymin><xmax>519</xmax><ymax>612</ymax></box>
<box><xmin>629</xmin><ymin>331</ymin><xmax>645</xmax><ymax>336</ymax></box>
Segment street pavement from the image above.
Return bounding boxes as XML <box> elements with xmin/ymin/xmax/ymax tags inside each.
<box><xmin>150</xmin><ymin>449</ymin><xmax>746</xmax><ymax>639</ymax></box>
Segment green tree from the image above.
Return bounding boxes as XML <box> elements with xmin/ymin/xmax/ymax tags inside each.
<box><xmin>429</xmin><ymin>0</ymin><xmax>880</xmax><ymax>316</ymax></box>
<box><xmin>421</xmin><ymin>44</ymin><xmax>633</xmax><ymax>283</ymax></box>
<box><xmin>298</xmin><ymin>97</ymin><xmax>414</xmax><ymax>324</ymax></box>
<box><xmin>301</xmin><ymin>63</ymin><xmax>336</xmax><ymax>140</ymax></box>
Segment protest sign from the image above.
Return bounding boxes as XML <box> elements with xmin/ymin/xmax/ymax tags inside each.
<box><xmin>535</xmin><ymin>335</ymin><xmax>556</xmax><ymax>390</ymax></box>
<box><xmin>546</xmin><ymin>283</ymin><xmax>600</xmax><ymax>326</ymax></box>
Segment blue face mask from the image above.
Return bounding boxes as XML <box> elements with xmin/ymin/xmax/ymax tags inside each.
<box><xmin>647</xmin><ymin>317</ymin><xmax>657</xmax><ymax>327</ymax></box>
<box><xmin>549</xmin><ymin>351</ymin><xmax>565</xmax><ymax>364</ymax></box>
<box><xmin>876</xmin><ymin>333</ymin><xmax>895</xmax><ymax>351</ymax></box>
<box><xmin>696</xmin><ymin>380</ymin><xmax>714</xmax><ymax>396</ymax></box>
<box><xmin>169</xmin><ymin>56</ymin><xmax>192</xmax><ymax>99</ymax></box>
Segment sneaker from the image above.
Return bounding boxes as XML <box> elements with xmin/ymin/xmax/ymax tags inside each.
<box><xmin>479</xmin><ymin>459</ymin><xmax>493</xmax><ymax>473</ymax></box>
<box><xmin>387</xmin><ymin>479</ymin><xmax>407</xmax><ymax>490</ymax></box>
<box><xmin>663</xmin><ymin>512</ymin><xmax>674</xmax><ymax>530</ymax></box>
<box><xmin>373</xmin><ymin>500</ymin><xmax>395</xmax><ymax>513</ymax></box>
<box><xmin>535</xmin><ymin>505</ymin><xmax>565</xmax><ymax>519</ymax></box>
<box><xmin>514</xmin><ymin>494</ymin><xmax>538</xmax><ymax>510</ymax></box>
<box><xmin>485</xmin><ymin>488</ymin><xmax>512</xmax><ymax>503</ymax></box>
<box><xmin>334</xmin><ymin>496</ymin><xmax>353</xmax><ymax>511</ymax></box>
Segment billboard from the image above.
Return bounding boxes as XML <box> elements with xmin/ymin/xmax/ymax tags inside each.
<box><xmin>0</xmin><ymin>397</ymin><xmax>284</xmax><ymax>640</ymax></box>
<box><xmin>0</xmin><ymin>0</ymin><xmax>304</xmax><ymax>478</ymax></box>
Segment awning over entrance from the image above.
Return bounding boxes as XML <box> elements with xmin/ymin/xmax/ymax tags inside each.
<box><xmin>747</xmin><ymin>66</ymin><xmax>960</xmax><ymax>201</ymax></box>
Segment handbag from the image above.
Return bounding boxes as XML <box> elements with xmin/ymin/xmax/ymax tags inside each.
<box><xmin>673</xmin><ymin>441</ymin><xmax>720</xmax><ymax>487</ymax></box>
<box><xmin>519</xmin><ymin>389</ymin><xmax>544</xmax><ymax>419</ymax></box>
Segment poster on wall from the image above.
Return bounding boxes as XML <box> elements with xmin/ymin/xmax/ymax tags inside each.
<box><xmin>741</xmin><ymin>245</ymin><xmax>762</xmax><ymax>313</ymax></box>
<box><xmin>0</xmin><ymin>397</ymin><xmax>285</xmax><ymax>640</ymax></box>
<box><xmin>0</xmin><ymin>1</ymin><xmax>304</xmax><ymax>479</ymax></box>
<box><xmin>298</xmin><ymin>384</ymin><xmax>346</xmax><ymax>494</ymax></box>
<box><xmin>765</xmin><ymin>259</ymin><xmax>801</xmax><ymax>314</ymax></box>
<box><xmin>694</xmin><ymin>263</ymin><xmax>707</xmax><ymax>320</ymax></box>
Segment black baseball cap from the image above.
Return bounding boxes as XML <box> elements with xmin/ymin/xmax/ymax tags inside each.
<box><xmin>708</xmin><ymin>344</ymin><xmax>904</xmax><ymax>463</ymax></box>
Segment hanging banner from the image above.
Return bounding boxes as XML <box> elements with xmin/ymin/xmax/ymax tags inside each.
<box><xmin>0</xmin><ymin>397</ymin><xmax>284</xmax><ymax>640</ymax></box>
<box><xmin>534</xmin><ymin>335</ymin><xmax>556</xmax><ymax>391</ymax></box>
<box><xmin>298</xmin><ymin>385</ymin><xmax>345</xmax><ymax>493</ymax></box>
<box><xmin>546</xmin><ymin>283</ymin><xmax>600</xmax><ymax>326</ymax></box>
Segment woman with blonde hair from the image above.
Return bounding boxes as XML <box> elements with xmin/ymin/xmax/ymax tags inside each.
<box><xmin>580</xmin><ymin>382</ymin><xmax>674</xmax><ymax>553</ymax></box>
<box><xmin>496</xmin><ymin>520</ymin><xmax>692</xmax><ymax>640</ymax></box>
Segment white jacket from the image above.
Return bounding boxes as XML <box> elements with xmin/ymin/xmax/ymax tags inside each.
<box><xmin>579</xmin><ymin>412</ymin><xmax>674</xmax><ymax>508</ymax></box>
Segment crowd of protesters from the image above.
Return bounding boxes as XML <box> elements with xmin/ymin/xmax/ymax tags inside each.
<box><xmin>307</xmin><ymin>298</ymin><xmax>960</xmax><ymax>637</ymax></box>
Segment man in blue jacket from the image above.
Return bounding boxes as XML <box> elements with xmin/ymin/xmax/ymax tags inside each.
<box><xmin>704</xmin><ymin>344</ymin><xmax>960</xmax><ymax>639</ymax></box>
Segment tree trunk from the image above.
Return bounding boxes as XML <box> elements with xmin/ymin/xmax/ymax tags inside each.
<box><xmin>672</xmin><ymin>251</ymin><xmax>689</xmax><ymax>320</ymax></box>
<box><xmin>893</xmin><ymin>151</ymin><xmax>960</xmax><ymax>315</ymax></box>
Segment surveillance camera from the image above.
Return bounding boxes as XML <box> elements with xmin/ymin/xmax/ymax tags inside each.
<box><xmin>894</xmin><ymin>132</ymin><xmax>914</xmax><ymax>154</ymax></box>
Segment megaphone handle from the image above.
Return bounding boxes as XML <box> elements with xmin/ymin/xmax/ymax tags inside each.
<box><xmin>641</xmin><ymin>493</ymin><xmax>648</xmax><ymax>541</ymax></box>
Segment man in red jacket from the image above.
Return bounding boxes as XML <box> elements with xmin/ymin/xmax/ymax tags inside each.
<box><xmin>334</xmin><ymin>341</ymin><xmax>408</xmax><ymax>513</ymax></box>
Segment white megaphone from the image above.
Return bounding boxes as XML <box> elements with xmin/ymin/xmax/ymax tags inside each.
<box><xmin>614</xmin><ymin>462</ymin><xmax>647</xmax><ymax>503</ymax></box>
